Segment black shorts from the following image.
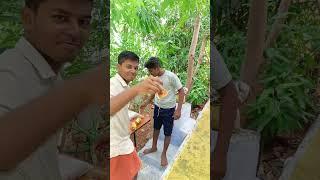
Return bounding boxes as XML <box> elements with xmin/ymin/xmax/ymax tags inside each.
<box><xmin>153</xmin><ymin>104</ymin><xmax>175</xmax><ymax>136</ymax></box>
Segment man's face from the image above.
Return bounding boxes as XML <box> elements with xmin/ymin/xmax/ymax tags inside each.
<box><xmin>117</xmin><ymin>59</ymin><xmax>139</xmax><ymax>83</ymax></box>
<box><xmin>22</xmin><ymin>0</ymin><xmax>92</xmax><ymax>62</ymax></box>
<box><xmin>148</xmin><ymin>67</ymin><xmax>160</xmax><ymax>77</ymax></box>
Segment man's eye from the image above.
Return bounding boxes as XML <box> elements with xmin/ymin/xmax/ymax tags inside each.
<box><xmin>80</xmin><ymin>19</ymin><xmax>91</xmax><ymax>28</ymax></box>
<box><xmin>53</xmin><ymin>15</ymin><xmax>67</xmax><ymax>22</ymax></box>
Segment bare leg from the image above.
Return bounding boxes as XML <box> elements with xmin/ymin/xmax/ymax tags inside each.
<box><xmin>161</xmin><ymin>135</ymin><xmax>171</xmax><ymax>166</ymax></box>
<box><xmin>143</xmin><ymin>129</ymin><xmax>160</xmax><ymax>154</ymax></box>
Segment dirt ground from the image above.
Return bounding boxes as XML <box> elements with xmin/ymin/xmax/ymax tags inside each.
<box><xmin>257</xmin><ymin>123</ymin><xmax>311</xmax><ymax>180</ymax></box>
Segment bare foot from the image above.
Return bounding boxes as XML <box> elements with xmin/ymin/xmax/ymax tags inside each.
<box><xmin>161</xmin><ymin>153</ymin><xmax>168</xmax><ymax>167</ymax></box>
<box><xmin>143</xmin><ymin>147</ymin><xmax>157</xmax><ymax>155</ymax></box>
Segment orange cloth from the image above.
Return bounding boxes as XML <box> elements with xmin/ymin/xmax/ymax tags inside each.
<box><xmin>110</xmin><ymin>150</ymin><xmax>141</xmax><ymax>180</ymax></box>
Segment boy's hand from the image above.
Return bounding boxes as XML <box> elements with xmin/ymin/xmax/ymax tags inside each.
<box><xmin>173</xmin><ymin>109</ymin><xmax>181</xmax><ymax>120</ymax></box>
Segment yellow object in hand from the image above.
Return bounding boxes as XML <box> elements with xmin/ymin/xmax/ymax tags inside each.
<box><xmin>131</xmin><ymin>122</ymin><xmax>137</xmax><ymax>130</ymax></box>
<box><xmin>135</xmin><ymin>117</ymin><xmax>142</xmax><ymax>124</ymax></box>
<box><xmin>156</xmin><ymin>89</ymin><xmax>168</xmax><ymax>99</ymax></box>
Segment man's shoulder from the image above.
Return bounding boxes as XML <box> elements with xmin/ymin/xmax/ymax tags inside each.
<box><xmin>0</xmin><ymin>49</ymin><xmax>30</xmax><ymax>109</ymax></box>
<box><xmin>110</xmin><ymin>75</ymin><xmax>116</xmax><ymax>81</ymax></box>
<box><xmin>165</xmin><ymin>70</ymin><xmax>174</xmax><ymax>74</ymax></box>
<box><xmin>110</xmin><ymin>75</ymin><xmax>124</xmax><ymax>93</ymax></box>
<box><xmin>110</xmin><ymin>75</ymin><xmax>119</xmax><ymax>84</ymax></box>
<box><xmin>165</xmin><ymin>70</ymin><xmax>178</xmax><ymax>78</ymax></box>
<box><xmin>0</xmin><ymin>47</ymin><xmax>33</xmax><ymax>75</ymax></box>
<box><xmin>0</xmin><ymin>48</ymin><xmax>22</xmax><ymax>67</ymax></box>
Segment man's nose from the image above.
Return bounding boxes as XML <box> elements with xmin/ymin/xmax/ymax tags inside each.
<box><xmin>64</xmin><ymin>19</ymin><xmax>81</xmax><ymax>40</ymax></box>
<box><xmin>130</xmin><ymin>68</ymin><xmax>137</xmax><ymax>74</ymax></box>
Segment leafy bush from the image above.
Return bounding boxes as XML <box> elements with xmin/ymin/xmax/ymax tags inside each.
<box><xmin>216</xmin><ymin>1</ymin><xmax>320</xmax><ymax>139</ymax></box>
<box><xmin>187</xmin><ymin>64</ymin><xmax>210</xmax><ymax>106</ymax></box>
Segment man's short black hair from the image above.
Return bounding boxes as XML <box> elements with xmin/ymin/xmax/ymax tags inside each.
<box><xmin>25</xmin><ymin>0</ymin><xmax>44</xmax><ymax>10</ymax></box>
<box><xmin>145</xmin><ymin>57</ymin><xmax>161</xmax><ymax>69</ymax></box>
<box><xmin>118</xmin><ymin>51</ymin><xmax>139</xmax><ymax>64</ymax></box>
<box><xmin>25</xmin><ymin>0</ymin><xmax>93</xmax><ymax>11</ymax></box>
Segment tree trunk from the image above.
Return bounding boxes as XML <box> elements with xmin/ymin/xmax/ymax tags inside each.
<box><xmin>198</xmin><ymin>34</ymin><xmax>208</xmax><ymax>65</ymax></box>
<box><xmin>240</xmin><ymin>0</ymin><xmax>267</xmax><ymax>92</ymax></box>
<box><xmin>317</xmin><ymin>0</ymin><xmax>320</xmax><ymax>15</ymax></box>
<box><xmin>265</xmin><ymin>0</ymin><xmax>292</xmax><ymax>49</ymax></box>
<box><xmin>186</xmin><ymin>15</ymin><xmax>201</xmax><ymax>95</ymax></box>
<box><xmin>239</xmin><ymin>0</ymin><xmax>267</xmax><ymax>126</ymax></box>
<box><xmin>194</xmin><ymin>34</ymin><xmax>209</xmax><ymax>76</ymax></box>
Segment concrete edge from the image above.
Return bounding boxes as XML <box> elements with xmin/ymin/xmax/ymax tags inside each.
<box><xmin>161</xmin><ymin>101</ymin><xmax>210</xmax><ymax>179</ymax></box>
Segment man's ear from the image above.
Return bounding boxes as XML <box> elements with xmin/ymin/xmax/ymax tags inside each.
<box><xmin>21</xmin><ymin>7</ymin><xmax>35</xmax><ymax>34</ymax></box>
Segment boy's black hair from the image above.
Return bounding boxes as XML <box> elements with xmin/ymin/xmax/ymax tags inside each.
<box><xmin>144</xmin><ymin>57</ymin><xmax>161</xmax><ymax>69</ymax></box>
<box><xmin>118</xmin><ymin>51</ymin><xmax>139</xmax><ymax>64</ymax></box>
<box><xmin>25</xmin><ymin>0</ymin><xmax>93</xmax><ymax>11</ymax></box>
